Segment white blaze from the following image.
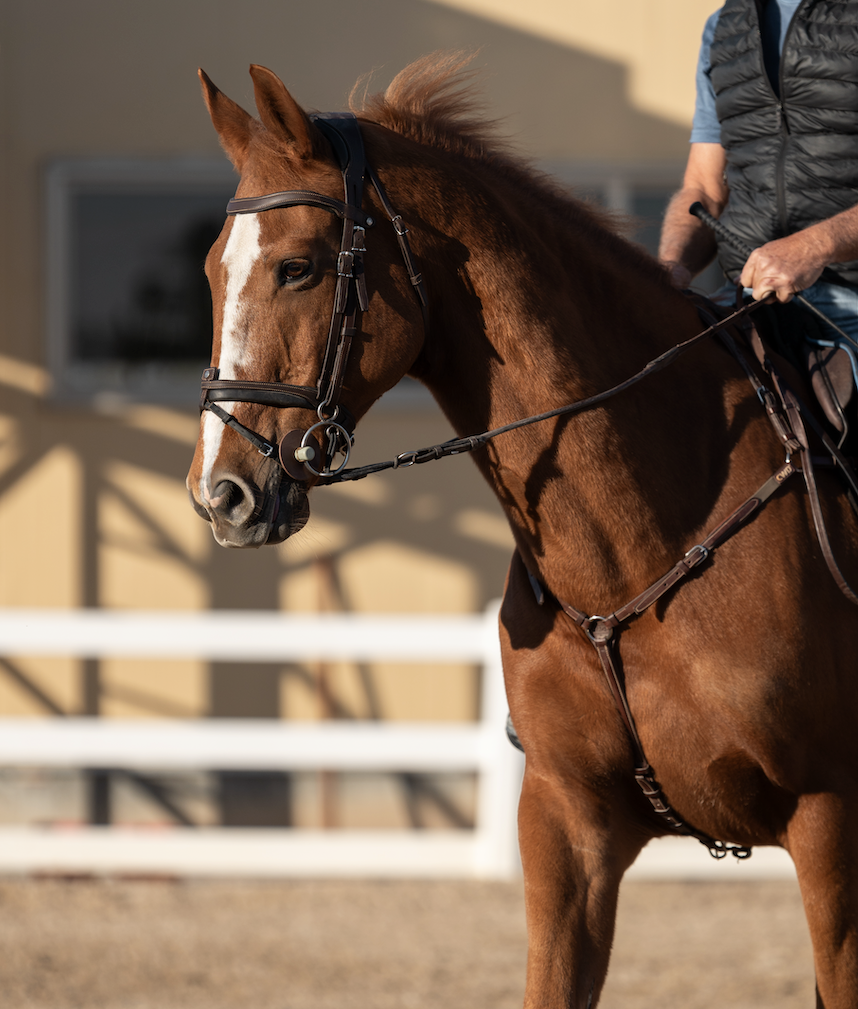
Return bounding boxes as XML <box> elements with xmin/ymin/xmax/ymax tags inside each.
<box><xmin>199</xmin><ymin>213</ymin><xmax>262</xmax><ymax>501</ymax></box>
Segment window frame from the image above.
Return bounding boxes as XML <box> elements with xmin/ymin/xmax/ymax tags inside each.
<box><xmin>44</xmin><ymin>157</ymin><xmax>237</xmax><ymax>408</ymax></box>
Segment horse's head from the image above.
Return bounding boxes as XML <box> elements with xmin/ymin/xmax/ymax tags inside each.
<box><xmin>187</xmin><ymin>65</ymin><xmax>427</xmax><ymax>547</ymax></box>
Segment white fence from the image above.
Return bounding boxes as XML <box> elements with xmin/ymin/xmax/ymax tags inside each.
<box><xmin>0</xmin><ymin>605</ymin><xmax>524</xmax><ymax>879</ymax></box>
<box><xmin>0</xmin><ymin>607</ymin><xmax>797</xmax><ymax>881</ymax></box>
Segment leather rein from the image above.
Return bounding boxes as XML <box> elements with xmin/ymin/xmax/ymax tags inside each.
<box><xmin>199</xmin><ymin>113</ymin><xmax>858</xmax><ymax>860</ymax></box>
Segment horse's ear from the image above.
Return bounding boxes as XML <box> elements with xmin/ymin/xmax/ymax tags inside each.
<box><xmin>248</xmin><ymin>64</ymin><xmax>316</xmax><ymax>160</ymax></box>
<box><xmin>199</xmin><ymin>68</ymin><xmax>254</xmax><ymax>171</ymax></box>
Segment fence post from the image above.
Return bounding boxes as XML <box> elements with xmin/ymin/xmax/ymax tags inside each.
<box><xmin>473</xmin><ymin>600</ymin><xmax>524</xmax><ymax>878</ymax></box>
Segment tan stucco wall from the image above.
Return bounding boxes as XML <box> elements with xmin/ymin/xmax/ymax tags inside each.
<box><xmin>426</xmin><ymin>0</ymin><xmax>718</xmax><ymax>127</ymax></box>
<box><xmin>0</xmin><ymin>0</ymin><xmax>716</xmax><ymax>722</ymax></box>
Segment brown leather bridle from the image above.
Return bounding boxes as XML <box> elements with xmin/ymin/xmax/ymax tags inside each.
<box><xmin>199</xmin><ymin>112</ymin><xmax>428</xmax><ymax>480</ymax></box>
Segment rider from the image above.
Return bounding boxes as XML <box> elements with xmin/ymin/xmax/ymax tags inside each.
<box><xmin>658</xmin><ymin>0</ymin><xmax>858</xmax><ymax>346</ymax></box>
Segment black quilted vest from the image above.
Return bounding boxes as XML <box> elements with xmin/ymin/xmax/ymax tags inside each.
<box><xmin>711</xmin><ymin>0</ymin><xmax>858</xmax><ymax>285</ymax></box>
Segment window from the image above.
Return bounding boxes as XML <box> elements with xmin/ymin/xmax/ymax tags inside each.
<box><xmin>44</xmin><ymin>159</ymin><xmax>722</xmax><ymax>410</ymax></box>
<box><xmin>45</xmin><ymin>159</ymin><xmax>237</xmax><ymax>406</ymax></box>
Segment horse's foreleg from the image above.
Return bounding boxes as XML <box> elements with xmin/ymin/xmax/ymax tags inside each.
<box><xmin>788</xmin><ymin>793</ymin><xmax>858</xmax><ymax>1008</ymax></box>
<box><xmin>518</xmin><ymin>767</ymin><xmax>644</xmax><ymax>1009</ymax></box>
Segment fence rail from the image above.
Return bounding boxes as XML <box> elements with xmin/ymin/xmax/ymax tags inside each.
<box><xmin>0</xmin><ymin>605</ymin><xmax>525</xmax><ymax>879</ymax></box>
<box><xmin>0</xmin><ymin>607</ymin><xmax>796</xmax><ymax>880</ymax></box>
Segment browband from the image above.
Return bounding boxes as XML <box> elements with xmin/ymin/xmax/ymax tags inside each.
<box><xmin>226</xmin><ymin>190</ymin><xmax>375</xmax><ymax>228</ymax></box>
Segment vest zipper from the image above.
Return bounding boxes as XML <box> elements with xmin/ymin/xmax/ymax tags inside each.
<box><xmin>775</xmin><ymin>104</ymin><xmax>790</xmax><ymax>237</ymax></box>
<box><xmin>774</xmin><ymin>1</ymin><xmax>807</xmax><ymax>236</ymax></box>
<box><xmin>749</xmin><ymin>5</ymin><xmax>791</xmax><ymax>238</ymax></box>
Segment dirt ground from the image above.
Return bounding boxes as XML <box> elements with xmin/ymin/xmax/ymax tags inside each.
<box><xmin>0</xmin><ymin>877</ymin><xmax>815</xmax><ymax>1009</ymax></box>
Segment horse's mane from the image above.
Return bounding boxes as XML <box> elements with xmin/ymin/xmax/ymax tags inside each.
<box><xmin>350</xmin><ymin>53</ymin><xmax>673</xmax><ymax>287</ymax></box>
<box><xmin>351</xmin><ymin>52</ymin><xmax>510</xmax><ymax>165</ymax></box>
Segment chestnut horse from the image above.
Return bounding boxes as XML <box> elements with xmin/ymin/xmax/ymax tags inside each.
<box><xmin>187</xmin><ymin>56</ymin><xmax>858</xmax><ymax>1007</ymax></box>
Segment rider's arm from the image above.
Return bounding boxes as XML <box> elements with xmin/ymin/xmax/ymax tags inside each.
<box><xmin>658</xmin><ymin>142</ymin><xmax>728</xmax><ymax>288</ymax></box>
<box><xmin>741</xmin><ymin>205</ymin><xmax>858</xmax><ymax>302</ymax></box>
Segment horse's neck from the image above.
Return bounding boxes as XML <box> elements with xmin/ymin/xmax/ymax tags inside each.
<box><xmin>413</xmin><ymin>183</ymin><xmax>733</xmax><ymax>609</ymax></box>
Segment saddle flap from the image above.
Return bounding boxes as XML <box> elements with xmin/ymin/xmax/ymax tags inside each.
<box><xmin>806</xmin><ymin>343</ymin><xmax>854</xmax><ymax>434</ymax></box>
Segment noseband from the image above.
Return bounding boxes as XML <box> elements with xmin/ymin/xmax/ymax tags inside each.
<box><xmin>199</xmin><ymin>112</ymin><xmax>428</xmax><ymax>479</ymax></box>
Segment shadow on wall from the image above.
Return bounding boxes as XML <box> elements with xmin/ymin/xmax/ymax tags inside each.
<box><xmin>0</xmin><ymin>0</ymin><xmax>693</xmax><ymax>169</ymax></box>
<box><xmin>253</xmin><ymin>0</ymin><xmax>694</xmax><ymax>164</ymax></box>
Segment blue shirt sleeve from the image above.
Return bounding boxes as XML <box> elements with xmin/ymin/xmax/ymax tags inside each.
<box><xmin>690</xmin><ymin>10</ymin><xmax>722</xmax><ymax>144</ymax></box>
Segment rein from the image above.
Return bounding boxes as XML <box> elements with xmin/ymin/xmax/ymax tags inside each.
<box><xmin>317</xmin><ymin>299</ymin><xmax>766</xmax><ymax>484</ymax></box>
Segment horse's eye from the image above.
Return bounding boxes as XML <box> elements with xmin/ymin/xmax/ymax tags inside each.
<box><xmin>281</xmin><ymin>259</ymin><xmax>313</xmax><ymax>285</ymax></box>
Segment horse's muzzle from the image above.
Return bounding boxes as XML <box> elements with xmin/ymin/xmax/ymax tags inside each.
<box><xmin>189</xmin><ymin>472</ymin><xmax>309</xmax><ymax>548</ymax></box>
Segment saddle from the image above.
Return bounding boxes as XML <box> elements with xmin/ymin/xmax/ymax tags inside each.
<box><xmin>689</xmin><ymin>291</ymin><xmax>858</xmax><ymax>517</ymax></box>
<box><xmin>750</xmin><ymin>299</ymin><xmax>857</xmax><ymax>455</ymax></box>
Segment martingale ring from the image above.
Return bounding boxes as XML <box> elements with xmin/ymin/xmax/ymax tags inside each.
<box><xmin>298</xmin><ymin>418</ymin><xmax>353</xmax><ymax>477</ymax></box>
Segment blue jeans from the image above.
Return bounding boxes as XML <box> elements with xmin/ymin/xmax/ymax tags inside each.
<box><xmin>711</xmin><ymin>280</ymin><xmax>858</xmax><ymax>384</ymax></box>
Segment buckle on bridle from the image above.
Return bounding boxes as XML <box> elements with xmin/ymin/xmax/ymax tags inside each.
<box><xmin>337</xmin><ymin>251</ymin><xmax>355</xmax><ymax>278</ymax></box>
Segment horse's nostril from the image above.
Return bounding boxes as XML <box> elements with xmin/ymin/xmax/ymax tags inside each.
<box><xmin>208</xmin><ymin>478</ymin><xmax>255</xmax><ymax>525</ymax></box>
<box><xmin>211</xmin><ymin>480</ymin><xmax>242</xmax><ymax>509</ymax></box>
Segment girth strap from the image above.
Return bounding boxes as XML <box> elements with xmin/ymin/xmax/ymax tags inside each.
<box><xmin>743</xmin><ymin>324</ymin><xmax>858</xmax><ymax>607</ymax></box>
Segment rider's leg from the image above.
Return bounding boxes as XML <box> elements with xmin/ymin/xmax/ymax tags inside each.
<box><xmin>799</xmin><ymin>279</ymin><xmax>858</xmax><ymax>347</ymax></box>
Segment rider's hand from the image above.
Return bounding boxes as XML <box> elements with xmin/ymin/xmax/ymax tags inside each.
<box><xmin>739</xmin><ymin>232</ymin><xmax>828</xmax><ymax>303</ymax></box>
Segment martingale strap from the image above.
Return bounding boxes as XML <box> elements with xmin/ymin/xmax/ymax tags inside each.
<box><xmin>552</xmin><ymin>452</ymin><xmax>799</xmax><ymax>860</ymax></box>
<box><xmin>540</xmin><ymin>307</ymin><xmax>857</xmax><ymax>860</ymax></box>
